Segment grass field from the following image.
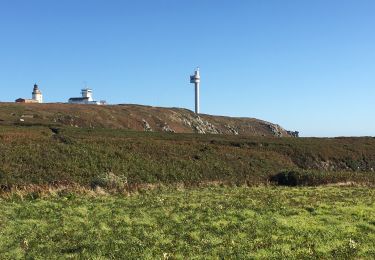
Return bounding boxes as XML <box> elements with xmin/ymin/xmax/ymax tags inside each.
<box><xmin>0</xmin><ymin>186</ymin><xmax>374</xmax><ymax>259</ymax></box>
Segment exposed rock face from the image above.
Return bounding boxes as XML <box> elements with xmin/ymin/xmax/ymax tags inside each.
<box><xmin>1</xmin><ymin>103</ymin><xmax>298</xmax><ymax>137</ymax></box>
<box><xmin>142</xmin><ymin>119</ymin><xmax>152</xmax><ymax>132</ymax></box>
<box><xmin>162</xmin><ymin>124</ymin><xmax>175</xmax><ymax>133</ymax></box>
<box><xmin>181</xmin><ymin>115</ymin><xmax>221</xmax><ymax>134</ymax></box>
<box><xmin>265</xmin><ymin>123</ymin><xmax>292</xmax><ymax>137</ymax></box>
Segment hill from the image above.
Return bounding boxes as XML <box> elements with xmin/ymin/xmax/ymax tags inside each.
<box><xmin>0</xmin><ymin>125</ymin><xmax>374</xmax><ymax>188</ymax></box>
<box><xmin>1</xmin><ymin>109</ymin><xmax>375</xmax><ymax>260</ymax></box>
<box><xmin>0</xmin><ymin>102</ymin><xmax>374</xmax><ymax>189</ymax></box>
<box><xmin>0</xmin><ymin>103</ymin><xmax>297</xmax><ymax>137</ymax></box>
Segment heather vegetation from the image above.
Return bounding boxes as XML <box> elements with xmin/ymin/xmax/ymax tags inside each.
<box><xmin>0</xmin><ymin>125</ymin><xmax>374</xmax><ymax>189</ymax></box>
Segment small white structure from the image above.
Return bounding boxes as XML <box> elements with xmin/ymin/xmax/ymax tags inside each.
<box><xmin>81</xmin><ymin>88</ymin><xmax>93</xmax><ymax>102</ymax></box>
<box><xmin>15</xmin><ymin>83</ymin><xmax>43</xmax><ymax>103</ymax></box>
<box><xmin>68</xmin><ymin>88</ymin><xmax>106</xmax><ymax>105</ymax></box>
<box><xmin>190</xmin><ymin>67</ymin><xmax>200</xmax><ymax>114</ymax></box>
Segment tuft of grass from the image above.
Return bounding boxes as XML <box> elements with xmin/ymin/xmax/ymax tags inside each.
<box><xmin>91</xmin><ymin>172</ymin><xmax>129</xmax><ymax>192</ymax></box>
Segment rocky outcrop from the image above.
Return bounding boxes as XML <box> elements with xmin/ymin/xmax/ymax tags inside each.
<box><xmin>287</xmin><ymin>131</ymin><xmax>299</xmax><ymax>138</ymax></box>
<box><xmin>162</xmin><ymin>124</ymin><xmax>175</xmax><ymax>133</ymax></box>
<box><xmin>265</xmin><ymin>123</ymin><xmax>288</xmax><ymax>137</ymax></box>
<box><xmin>181</xmin><ymin>115</ymin><xmax>221</xmax><ymax>134</ymax></box>
<box><xmin>142</xmin><ymin>119</ymin><xmax>152</xmax><ymax>132</ymax></box>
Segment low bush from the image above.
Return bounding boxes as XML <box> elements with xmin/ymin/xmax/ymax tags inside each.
<box><xmin>91</xmin><ymin>172</ymin><xmax>128</xmax><ymax>191</ymax></box>
<box><xmin>269</xmin><ymin>170</ymin><xmax>375</xmax><ymax>186</ymax></box>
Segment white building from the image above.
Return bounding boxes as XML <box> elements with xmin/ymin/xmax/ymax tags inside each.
<box><xmin>15</xmin><ymin>84</ymin><xmax>43</xmax><ymax>103</ymax></box>
<box><xmin>68</xmin><ymin>88</ymin><xmax>106</xmax><ymax>105</ymax></box>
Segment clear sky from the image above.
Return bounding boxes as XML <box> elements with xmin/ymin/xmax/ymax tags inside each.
<box><xmin>0</xmin><ymin>0</ymin><xmax>374</xmax><ymax>137</ymax></box>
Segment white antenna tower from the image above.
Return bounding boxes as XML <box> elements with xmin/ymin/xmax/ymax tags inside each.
<box><xmin>190</xmin><ymin>67</ymin><xmax>201</xmax><ymax>114</ymax></box>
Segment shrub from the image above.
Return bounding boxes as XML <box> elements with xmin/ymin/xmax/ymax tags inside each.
<box><xmin>270</xmin><ymin>171</ymin><xmax>303</xmax><ymax>186</ymax></box>
<box><xmin>271</xmin><ymin>170</ymin><xmax>339</xmax><ymax>186</ymax></box>
<box><xmin>270</xmin><ymin>170</ymin><xmax>375</xmax><ymax>186</ymax></box>
<box><xmin>90</xmin><ymin>172</ymin><xmax>128</xmax><ymax>191</ymax></box>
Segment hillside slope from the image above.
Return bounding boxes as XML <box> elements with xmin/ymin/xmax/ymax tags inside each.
<box><xmin>0</xmin><ymin>126</ymin><xmax>374</xmax><ymax>187</ymax></box>
<box><xmin>0</xmin><ymin>103</ymin><xmax>296</xmax><ymax>137</ymax></box>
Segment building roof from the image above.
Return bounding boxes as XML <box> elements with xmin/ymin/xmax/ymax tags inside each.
<box><xmin>68</xmin><ymin>97</ymin><xmax>90</xmax><ymax>101</ymax></box>
<box><xmin>15</xmin><ymin>98</ymin><xmax>38</xmax><ymax>103</ymax></box>
<box><xmin>32</xmin><ymin>84</ymin><xmax>42</xmax><ymax>94</ymax></box>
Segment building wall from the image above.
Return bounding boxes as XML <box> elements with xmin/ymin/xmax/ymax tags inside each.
<box><xmin>15</xmin><ymin>99</ymin><xmax>39</xmax><ymax>103</ymax></box>
<box><xmin>32</xmin><ymin>93</ymin><xmax>43</xmax><ymax>103</ymax></box>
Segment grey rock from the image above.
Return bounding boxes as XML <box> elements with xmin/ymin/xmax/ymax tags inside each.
<box><xmin>162</xmin><ymin>124</ymin><xmax>175</xmax><ymax>133</ymax></box>
<box><xmin>142</xmin><ymin>119</ymin><xmax>153</xmax><ymax>132</ymax></box>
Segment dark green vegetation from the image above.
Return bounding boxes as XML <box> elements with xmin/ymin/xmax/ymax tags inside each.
<box><xmin>0</xmin><ymin>187</ymin><xmax>374</xmax><ymax>259</ymax></box>
<box><xmin>0</xmin><ymin>125</ymin><xmax>374</xmax><ymax>188</ymax></box>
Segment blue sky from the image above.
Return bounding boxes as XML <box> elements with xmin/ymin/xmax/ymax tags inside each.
<box><xmin>0</xmin><ymin>0</ymin><xmax>374</xmax><ymax>137</ymax></box>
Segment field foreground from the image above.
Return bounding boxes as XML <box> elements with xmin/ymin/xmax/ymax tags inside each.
<box><xmin>0</xmin><ymin>186</ymin><xmax>374</xmax><ymax>259</ymax></box>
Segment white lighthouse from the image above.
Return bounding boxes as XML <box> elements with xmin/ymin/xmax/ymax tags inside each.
<box><xmin>32</xmin><ymin>84</ymin><xmax>43</xmax><ymax>103</ymax></box>
<box><xmin>190</xmin><ymin>67</ymin><xmax>200</xmax><ymax>114</ymax></box>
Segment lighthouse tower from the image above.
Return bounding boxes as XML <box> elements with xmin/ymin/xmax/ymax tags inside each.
<box><xmin>32</xmin><ymin>84</ymin><xmax>43</xmax><ymax>103</ymax></box>
<box><xmin>190</xmin><ymin>68</ymin><xmax>200</xmax><ymax>114</ymax></box>
<box><xmin>81</xmin><ymin>88</ymin><xmax>93</xmax><ymax>102</ymax></box>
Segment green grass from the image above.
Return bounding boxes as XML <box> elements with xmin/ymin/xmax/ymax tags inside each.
<box><xmin>0</xmin><ymin>186</ymin><xmax>374</xmax><ymax>259</ymax></box>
